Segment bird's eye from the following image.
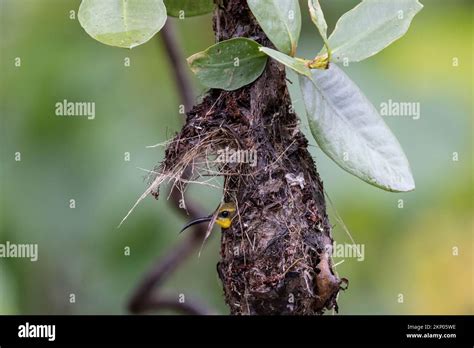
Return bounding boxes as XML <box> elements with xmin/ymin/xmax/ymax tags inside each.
<box><xmin>220</xmin><ymin>210</ymin><xmax>229</xmax><ymax>218</ymax></box>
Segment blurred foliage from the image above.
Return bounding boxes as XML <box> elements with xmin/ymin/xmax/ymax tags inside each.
<box><xmin>0</xmin><ymin>0</ymin><xmax>472</xmax><ymax>314</ymax></box>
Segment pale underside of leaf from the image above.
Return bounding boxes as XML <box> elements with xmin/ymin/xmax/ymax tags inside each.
<box><xmin>322</xmin><ymin>0</ymin><xmax>423</xmax><ymax>62</ymax></box>
<box><xmin>247</xmin><ymin>0</ymin><xmax>301</xmax><ymax>56</ymax></box>
<box><xmin>308</xmin><ymin>0</ymin><xmax>328</xmax><ymax>43</ymax></box>
<box><xmin>299</xmin><ymin>63</ymin><xmax>415</xmax><ymax>192</ymax></box>
<box><xmin>78</xmin><ymin>0</ymin><xmax>167</xmax><ymax>49</ymax></box>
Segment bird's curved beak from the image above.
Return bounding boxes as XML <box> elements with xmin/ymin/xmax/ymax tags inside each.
<box><xmin>179</xmin><ymin>215</ymin><xmax>212</xmax><ymax>234</ymax></box>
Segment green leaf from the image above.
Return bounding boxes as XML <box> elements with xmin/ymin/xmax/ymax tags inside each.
<box><xmin>247</xmin><ymin>0</ymin><xmax>301</xmax><ymax>56</ymax></box>
<box><xmin>259</xmin><ymin>47</ymin><xmax>311</xmax><ymax>77</ymax></box>
<box><xmin>78</xmin><ymin>0</ymin><xmax>167</xmax><ymax>49</ymax></box>
<box><xmin>300</xmin><ymin>64</ymin><xmax>415</xmax><ymax>192</ymax></box>
<box><xmin>164</xmin><ymin>0</ymin><xmax>214</xmax><ymax>17</ymax></box>
<box><xmin>322</xmin><ymin>0</ymin><xmax>423</xmax><ymax>62</ymax></box>
<box><xmin>187</xmin><ymin>38</ymin><xmax>268</xmax><ymax>91</ymax></box>
<box><xmin>308</xmin><ymin>0</ymin><xmax>328</xmax><ymax>43</ymax></box>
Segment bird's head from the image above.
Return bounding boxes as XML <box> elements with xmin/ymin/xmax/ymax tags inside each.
<box><xmin>179</xmin><ymin>202</ymin><xmax>236</xmax><ymax>233</ymax></box>
<box><xmin>214</xmin><ymin>202</ymin><xmax>236</xmax><ymax>228</ymax></box>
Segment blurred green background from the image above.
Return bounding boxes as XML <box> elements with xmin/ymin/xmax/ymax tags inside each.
<box><xmin>0</xmin><ymin>0</ymin><xmax>472</xmax><ymax>315</ymax></box>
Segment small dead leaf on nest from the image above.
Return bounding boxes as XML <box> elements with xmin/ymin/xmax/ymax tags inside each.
<box><xmin>340</xmin><ymin>277</ymin><xmax>349</xmax><ymax>291</ymax></box>
<box><xmin>285</xmin><ymin>172</ymin><xmax>305</xmax><ymax>189</ymax></box>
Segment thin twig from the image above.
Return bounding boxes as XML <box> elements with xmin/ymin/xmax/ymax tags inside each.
<box><xmin>127</xmin><ymin>20</ymin><xmax>213</xmax><ymax>315</ymax></box>
<box><xmin>127</xmin><ymin>216</ymin><xmax>207</xmax><ymax>313</ymax></box>
<box><xmin>160</xmin><ymin>20</ymin><xmax>194</xmax><ymax>112</ymax></box>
